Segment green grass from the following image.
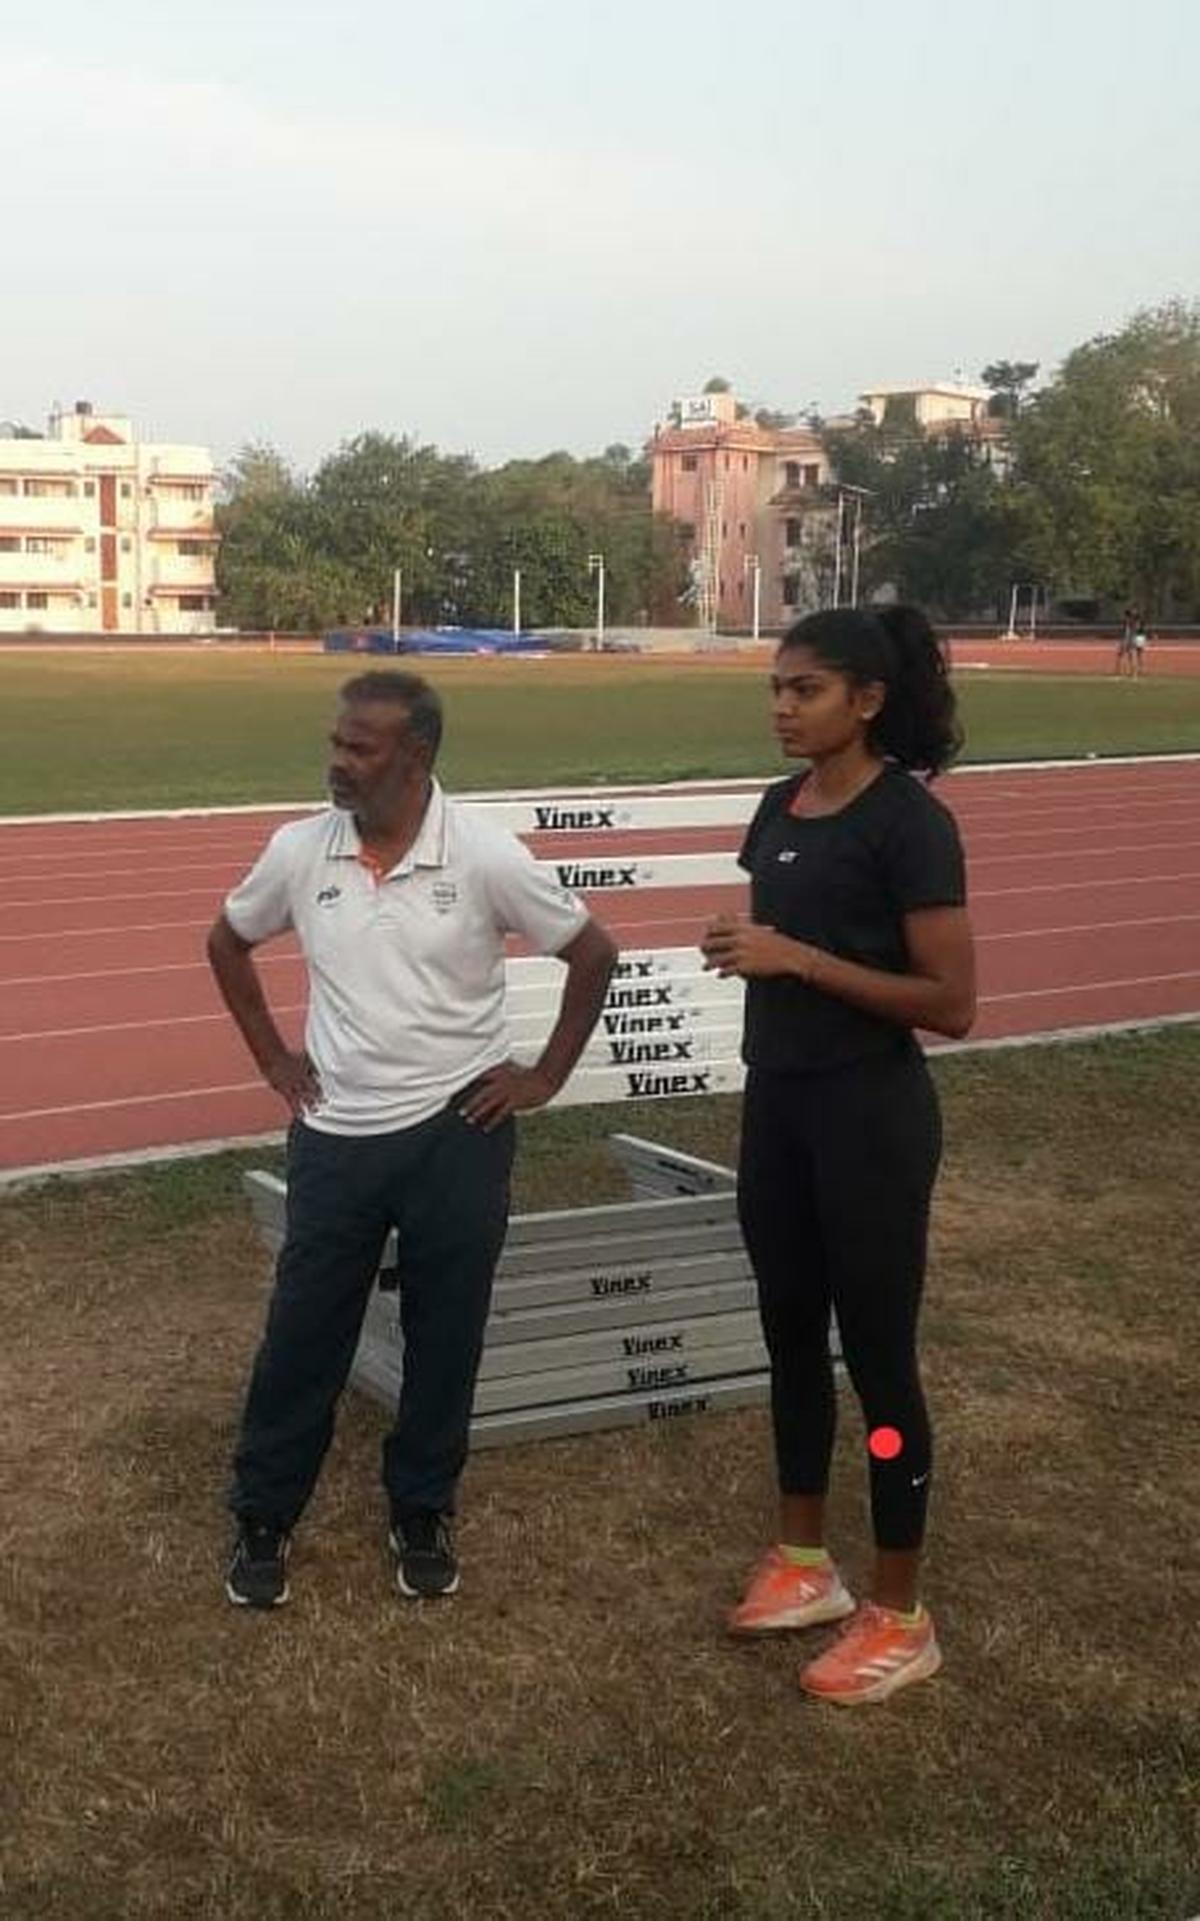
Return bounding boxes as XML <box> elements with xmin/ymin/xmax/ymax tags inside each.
<box><xmin>2</xmin><ymin>1029</ymin><xmax>1198</xmax><ymax>1918</ymax></box>
<box><xmin>0</xmin><ymin>650</ymin><xmax>1198</xmax><ymax>813</ymax></box>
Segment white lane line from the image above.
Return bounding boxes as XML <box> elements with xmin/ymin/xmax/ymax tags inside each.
<box><xmin>979</xmin><ymin>970</ymin><xmax>1200</xmax><ymax>1004</ymax></box>
<box><xmin>0</xmin><ymin>1005</ymin><xmax>307</xmax><ymax>1044</ymax></box>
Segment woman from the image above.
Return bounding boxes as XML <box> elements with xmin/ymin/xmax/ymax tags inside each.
<box><xmin>700</xmin><ymin>606</ymin><xmax>976</xmax><ymax>1706</ymax></box>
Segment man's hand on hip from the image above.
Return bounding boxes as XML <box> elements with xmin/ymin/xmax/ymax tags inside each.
<box><xmin>457</xmin><ymin>1062</ymin><xmax>556</xmax><ymax>1132</ymax></box>
<box><xmin>266</xmin><ymin>1050</ymin><xmax>322</xmax><ymax>1117</ymax></box>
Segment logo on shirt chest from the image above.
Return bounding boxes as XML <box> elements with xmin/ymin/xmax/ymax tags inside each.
<box><xmin>431</xmin><ymin>879</ymin><xmax>459</xmax><ymax>915</ymax></box>
<box><xmin>777</xmin><ymin>850</ymin><xmax>798</xmax><ymax>863</ymax></box>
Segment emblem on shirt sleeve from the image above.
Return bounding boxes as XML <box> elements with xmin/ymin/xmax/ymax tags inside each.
<box><xmin>315</xmin><ymin>884</ymin><xmax>343</xmax><ymax>906</ymax></box>
<box><xmin>431</xmin><ymin>880</ymin><xmax>459</xmax><ymax>914</ymax></box>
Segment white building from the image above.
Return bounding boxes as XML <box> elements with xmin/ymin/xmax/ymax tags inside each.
<box><xmin>0</xmin><ymin>402</ymin><xmax>218</xmax><ymax>635</ymax></box>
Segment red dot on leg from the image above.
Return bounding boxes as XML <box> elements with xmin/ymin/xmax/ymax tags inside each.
<box><xmin>868</xmin><ymin>1426</ymin><xmax>903</xmax><ymax>1461</ymax></box>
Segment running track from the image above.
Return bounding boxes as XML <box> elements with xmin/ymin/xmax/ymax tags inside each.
<box><xmin>2</xmin><ymin>757</ymin><xmax>1198</xmax><ymax>1176</ymax></box>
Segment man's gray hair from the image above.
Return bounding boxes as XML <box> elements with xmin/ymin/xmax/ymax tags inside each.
<box><xmin>340</xmin><ymin>670</ymin><xmax>443</xmax><ymax>764</ymax></box>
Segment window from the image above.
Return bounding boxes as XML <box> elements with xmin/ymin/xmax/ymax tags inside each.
<box><xmin>25</xmin><ymin>537</ymin><xmax>65</xmax><ymax>555</ymax></box>
<box><xmin>26</xmin><ymin>592</ymin><xmax>48</xmax><ymax>609</ymax></box>
<box><xmin>0</xmin><ymin>478</ymin><xmax>17</xmax><ymax>495</ymax></box>
<box><xmin>721</xmin><ymin>521</ymin><xmax>728</xmax><ymax>537</ymax></box>
<box><xmin>179</xmin><ymin>594</ymin><xmax>211</xmax><ymax>612</ymax></box>
<box><xmin>23</xmin><ymin>478</ymin><xmax>72</xmax><ymax>497</ymax></box>
<box><xmin>738</xmin><ymin>522</ymin><xmax>746</xmax><ymax>538</ymax></box>
<box><xmin>803</xmin><ymin>464</ymin><xmax>820</xmax><ymax>488</ymax></box>
<box><xmin>742</xmin><ymin>457</ymin><xmax>749</xmax><ymax>471</ymax></box>
<box><xmin>122</xmin><ymin>594</ymin><xmax>133</xmax><ymax>608</ymax></box>
<box><xmin>85</xmin><ymin>538</ymin><xmax>96</xmax><ymax>553</ymax></box>
<box><xmin>120</xmin><ymin>483</ymin><xmax>133</xmax><ymax>499</ymax></box>
<box><xmin>785</xmin><ymin>518</ymin><xmax>801</xmax><ymax>547</ymax></box>
<box><xmin>681</xmin><ymin>454</ymin><xmax>698</xmax><ymax>473</ymax></box>
<box><xmin>178</xmin><ymin>539</ymin><xmax>207</xmax><ymax>557</ymax></box>
<box><xmin>120</xmin><ymin>537</ymin><xmax>132</xmax><ymax>553</ymax></box>
<box><xmin>0</xmin><ymin>591</ymin><xmax>18</xmax><ymax>607</ymax></box>
<box><xmin>84</xmin><ymin>481</ymin><xmax>95</xmax><ymax>497</ymax></box>
<box><xmin>784</xmin><ymin>462</ymin><xmax>800</xmax><ymax>489</ymax></box>
<box><xmin>678</xmin><ymin>521</ymin><xmax>695</xmax><ymax>541</ymax></box>
<box><xmin>782</xmin><ymin>577</ymin><xmax>800</xmax><ymax>607</ymax></box>
<box><xmin>0</xmin><ymin>536</ymin><xmax>18</xmax><ymax>553</ymax></box>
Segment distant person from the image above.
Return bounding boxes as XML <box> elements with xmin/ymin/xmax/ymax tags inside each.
<box><xmin>1131</xmin><ymin>615</ymin><xmax>1150</xmax><ymax>677</ymax></box>
<box><xmin>1115</xmin><ymin>609</ymin><xmax>1138</xmax><ymax>677</ymax></box>
<box><xmin>207</xmin><ymin>670</ymin><xmax>617</xmax><ymax>1609</ymax></box>
<box><xmin>700</xmin><ymin>607</ymin><xmax>976</xmax><ymax>1706</ymax></box>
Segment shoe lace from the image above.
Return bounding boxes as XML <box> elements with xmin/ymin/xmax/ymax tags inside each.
<box><xmin>401</xmin><ymin>1511</ymin><xmax>449</xmax><ymax>1557</ymax></box>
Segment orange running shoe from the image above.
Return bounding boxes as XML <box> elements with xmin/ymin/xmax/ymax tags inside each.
<box><xmin>727</xmin><ymin>1547</ymin><xmax>856</xmax><ymax>1635</ymax></box>
<box><xmin>798</xmin><ymin>1601</ymin><xmax>942</xmax><ymax>1705</ymax></box>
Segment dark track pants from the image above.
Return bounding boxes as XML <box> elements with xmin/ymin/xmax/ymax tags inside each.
<box><xmin>737</xmin><ymin>1047</ymin><xmax>941</xmax><ymax>1552</ymax></box>
<box><xmin>230</xmin><ymin>1102</ymin><xmax>515</xmax><ymax>1530</ymax></box>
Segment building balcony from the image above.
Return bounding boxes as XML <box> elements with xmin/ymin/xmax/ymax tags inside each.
<box><xmin>0</xmin><ymin>551</ymin><xmax>83</xmax><ymax>587</ymax></box>
<box><xmin>0</xmin><ymin>494</ymin><xmax>86</xmax><ymax>532</ymax></box>
<box><xmin>147</xmin><ymin>499</ymin><xmax>216</xmax><ymax>534</ymax></box>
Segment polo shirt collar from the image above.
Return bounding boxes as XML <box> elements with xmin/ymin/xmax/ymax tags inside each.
<box><xmin>327</xmin><ymin>778</ymin><xmax>449</xmax><ymax>873</ymax></box>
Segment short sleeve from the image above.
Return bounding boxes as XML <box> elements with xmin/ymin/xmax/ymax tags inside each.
<box><xmin>738</xmin><ymin>780</ymin><xmax>791</xmax><ymax>874</ymax></box>
<box><xmin>485</xmin><ymin>831</ymin><xmax>590</xmax><ymax>955</ymax></box>
<box><xmin>223</xmin><ymin>828</ymin><xmax>295</xmax><ymax>944</ymax></box>
<box><xmin>882</xmin><ymin>789</ymin><xmax>966</xmax><ymax>912</ymax></box>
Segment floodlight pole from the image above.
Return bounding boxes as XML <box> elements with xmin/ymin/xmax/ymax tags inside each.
<box><xmin>832</xmin><ymin>491</ymin><xmax>846</xmax><ymax>608</ymax></box>
<box><xmin>391</xmin><ymin>567</ymin><xmax>402</xmax><ymax>649</ymax></box>
<box><xmin>513</xmin><ymin>567</ymin><xmax>522</xmax><ymax>635</ymax></box>
<box><xmin>743</xmin><ymin>553</ymin><xmax>761</xmax><ymax>641</ymax></box>
<box><xmin>1005</xmin><ymin>583</ymin><xmax>1019</xmax><ymax>639</ymax></box>
<box><xmin>588</xmin><ymin>552</ymin><xmax>606</xmax><ymax>650</ymax></box>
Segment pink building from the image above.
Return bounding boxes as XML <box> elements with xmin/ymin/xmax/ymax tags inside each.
<box><xmin>649</xmin><ymin>390</ymin><xmax>833</xmax><ymax>633</ymax></box>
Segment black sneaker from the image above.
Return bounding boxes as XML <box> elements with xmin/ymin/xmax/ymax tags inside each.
<box><xmin>225</xmin><ymin>1520</ymin><xmax>290</xmax><ymax>1609</ymax></box>
<box><xmin>389</xmin><ymin>1510</ymin><xmax>459</xmax><ymax>1598</ymax></box>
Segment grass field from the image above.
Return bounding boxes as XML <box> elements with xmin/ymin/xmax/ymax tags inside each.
<box><xmin>2</xmin><ymin>1031</ymin><xmax>1198</xmax><ymax>1919</ymax></box>
<box><xmin>1</xmin><ymin>650</ymin><xmax>1199</xmax><ymax>813</ymax></box>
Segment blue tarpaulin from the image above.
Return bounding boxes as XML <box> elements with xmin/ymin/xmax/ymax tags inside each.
<box><xmin>322</xmin><ymin>628</ymin><xmax>554</xmax><ymax>656</ymax></box>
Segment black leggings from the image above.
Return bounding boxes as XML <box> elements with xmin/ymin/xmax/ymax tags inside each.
<box><xmin>737</xmin><ymin>1046</ymin><xmax>941</xmax><ymax>1552</ymax></box>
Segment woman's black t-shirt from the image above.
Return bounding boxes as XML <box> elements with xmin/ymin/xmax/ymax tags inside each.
<box><xmin>737</xmin><ymin>765</ymin><xmax>966</xmax><ymax>1074</ymax></box>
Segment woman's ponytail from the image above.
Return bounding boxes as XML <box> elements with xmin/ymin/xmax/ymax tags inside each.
<box><xmin>871</xmin><ymin>605</ymin><xmax>962</xmax><ymax>777</ymax></box>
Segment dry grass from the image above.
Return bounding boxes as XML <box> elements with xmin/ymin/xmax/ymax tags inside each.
<box><xmin>2</xmin><ymin>1031</ymin><xmax>1198</xmax><ymax>1920</ymax></box>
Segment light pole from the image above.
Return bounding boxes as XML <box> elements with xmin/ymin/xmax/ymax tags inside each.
<box><xmin>512</xmin><ymin>567</ymin><xmax>522</xmax><ymax>635</ymax></box>
<box><xmin>391</xmin><ymin>566</ymin><xmax>402</xmax><ymax>649</ymax></box>
<box><xmin>587</xmin><ymin>552</ymin><xmax>606</xmax><ymax>651</ymax></box>
<box><xmin>831</xmin><ymin>492</ymin><xmax>846</xmax><ymax>607</ymax></box>
<box><xmin>742</xmin><ymin>553</ymin><xmax>761</xmax><ymax>642</ymax></box>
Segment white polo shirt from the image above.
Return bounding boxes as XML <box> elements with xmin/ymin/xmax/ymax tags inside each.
<box><xmin>223</xmin><ymin>781</ymin><xmax>589</xmax><ymax>1135</ymax></box>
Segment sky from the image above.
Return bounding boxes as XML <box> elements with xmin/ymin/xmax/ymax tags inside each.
<box><xmin>2</xmin><ymin>0</ymin><xmax>1198</xmax><ymax>475</ymax></box>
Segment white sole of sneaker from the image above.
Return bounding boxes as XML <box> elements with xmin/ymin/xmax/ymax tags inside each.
<box><xmin>801</xmin><ymin>1637</ymin><xmax>943</xmax><ymax>1705</ymax></box>
<box><xmin>395</xmin><ymin>1568</ymin><xmax>460</xmax><ymax>1599</ymax></box>
<box><xmin>224</xmin><ymin>1579</ymin><xmax>290</xmax><ymax>1609</ymax></box>
<box><xmin>728</xmin><ymin>1586</ymin><xmax>857</xmax><ymax>1636</ymax></box>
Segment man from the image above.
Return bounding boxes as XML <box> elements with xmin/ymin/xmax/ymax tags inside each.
<box><xmin>207</xmin><ymin>670</ymin><xmax>617</xmax><ymax>1609</ymax></box>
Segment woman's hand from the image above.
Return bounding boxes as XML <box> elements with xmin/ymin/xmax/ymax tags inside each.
<box><xmin>700</xmin><ymin>913</ymin><xmax>815</xmax><ymax>981</ymax></box>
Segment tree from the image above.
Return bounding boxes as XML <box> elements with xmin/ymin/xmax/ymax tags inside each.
<box><xmin>821</xmin><ymin>417</ymin><xmax>1016</xmax><ymax>619</ymax></box>
<box><xmin>702</xmin><ymin>376</ymin><xmax>732</xmax><ymax>394</ymax></box>
<box><xmin>1011</xmin><ymin>302</ymin><xmax>1200</xmax><ymax>615</ymax></box>
<box><xmin>981</xmin><ymin>361</ymin><xmax>1040</xmax><ymax>420</ymax></box>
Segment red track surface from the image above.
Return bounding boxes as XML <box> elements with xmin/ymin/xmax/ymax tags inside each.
<box><xmin>2</xmin><ymin>758</ymin><xmax>1198</xmax><ymax>1174</ymax></box>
